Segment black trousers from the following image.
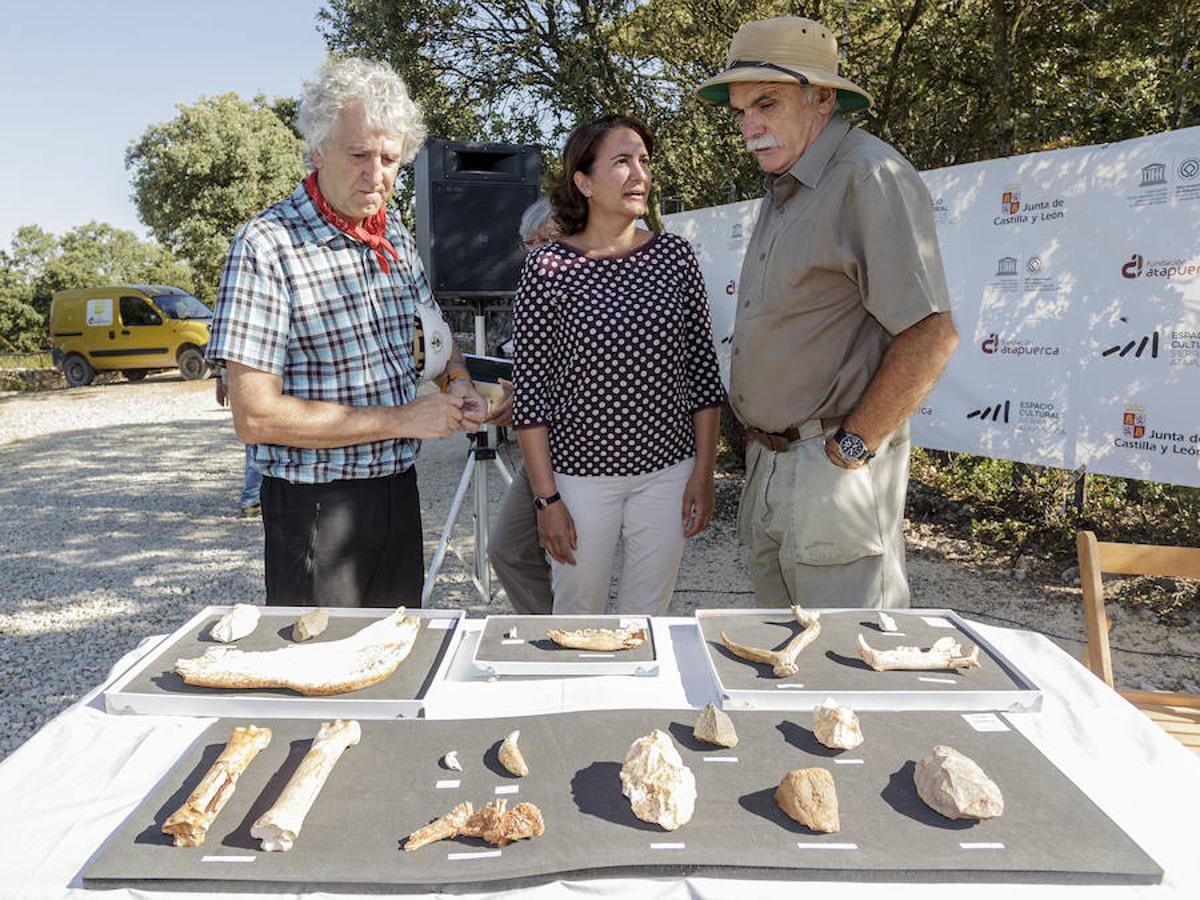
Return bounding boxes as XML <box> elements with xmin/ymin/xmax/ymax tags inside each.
<box><xmin>261</xmin><ymin>468</ymin><xmax>424</xmax><ymax>608</ymax></box>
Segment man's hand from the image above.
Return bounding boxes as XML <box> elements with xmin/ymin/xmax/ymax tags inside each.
<box><xmin>485</xmin><ymin>377</ymin><xmax>514</xmax><ymax>427</ymax></box>
<box><xmin>682</xmin><ymin>470</ymin><xmax>714</xmax><ymax>538</ymax></box>
<box><xmin>399</xmin><ymin>393</ymin><xmax>470</xmax><ymax>439</ymax></box>
<box><xmin>537</xmin><ymin>501</ymin><xmax>577</xmax><ymax>565</ymax></box>
<box><xmin>447</xmin><ymin>378</ymin><xmax>486</xmax><ymax>433</ymax></box>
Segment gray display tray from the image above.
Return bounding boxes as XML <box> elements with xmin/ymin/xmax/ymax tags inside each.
<box><xmin>696</xmin><ymin>609</ymin><xmax>1042</xmax><ymax>712</ymax></box>
<box><xmin>83</xmin><ymin>709</ymin><xmax>1160</xmax><ymax>892</ymax></box>
<box><xmin>103</xmin><ymin>606</ymin><xmax>463</xmax><ymax>719</ymax></box>
<box><xmin>472</xmin><ymin>615</ymin><xmax>658</xmax><ymax>676</ymax></box>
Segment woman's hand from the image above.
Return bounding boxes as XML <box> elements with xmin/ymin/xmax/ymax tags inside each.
<box><xmin>537</xmin><ymin>501</ymin><xmax>577</xmax><ymax>565</ymax></box>
<box><xmin>681</xmin><ymin>470</ymin><xmax>714</xmax><ymax>538</ymax></box>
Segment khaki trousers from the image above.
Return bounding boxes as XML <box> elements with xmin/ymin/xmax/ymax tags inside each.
<box><xmin>738</xmin><ymin>427</ymin><xmax>910</xmax><ymax>609</ymax></box>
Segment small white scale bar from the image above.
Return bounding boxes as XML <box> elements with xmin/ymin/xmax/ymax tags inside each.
<box><xmin>650</xmin><ymin>842</ymin><xmax>686</xmax><ymax>850</ymax></box>
<box><xmin>775</xmin><ymin>683</ymin><xmax>807</xmax><ymax>689</ymax></box>
<box><xmin>427</xmin><ymin>618</ymin><xmax>455</xmax><ymax>630</ymax></box>
<box><xmin>880</xmin><ymin>632</ymin><xmax>907</xmax><ymax>637</ymax></box>
<box><xmin>448</xmin><ymin>850</ymin><xmax>502</xmax><ymax>861</ymax></box>
<box><xmin>795</xmin><ymin>842</ymin><xmax>859</xmax><ymax>850</ymax></box>
<box><xmin>703</xmin><ymin>756</ymin><xmax>739</xmax><ymax>763</ymax></box>
<box><xmin>501</xmin><ymin>639</ymin><xmax>524</xmax><ymax>645</ymax></box>
<box><xmin>963</xmin><ymin>712</ymin><xmax>1010</xmax><ymax>732</ymax></box>
<box><xmin>833</xmin><ymin>758</ymin><xmax>864</xmax><ymax>765</ymax></box>
<box><xmin>578</xmin><ymin>652</ymin><xmax>614</xmax><ymax>658</ymax></box>
<box><xmin>202</xmin><ymin>856</ymin><xmax>255</xmax><ymax>863</ymax></box>
<box><xmin>960</xmin><ymin>842</ymin><xmax>1006</xmax><ymax>850</ymax></box>
<box><xmin>435</xmin><ymin>779</ymin><xmax>461</xmax><ymax>789</ymax></box>
<box><xmin>494</xmin><ymin>784</ymin><xmax>520</xmax><ymax>795</ymax></box>
<box><xmin>918</xmin><ymin>676</ymin><xmax>958</xmax><ymax>684</ymax></box>
<box><xmin>922</xmin><ymin>617</ymin><xmax>955</xmax><ymax>628</ymax></box>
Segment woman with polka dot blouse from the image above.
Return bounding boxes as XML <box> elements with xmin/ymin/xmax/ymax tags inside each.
<box><xmin>511</xmin><ymin>115</ymin><xmax>727</xmax><ymax>615</ymax></box>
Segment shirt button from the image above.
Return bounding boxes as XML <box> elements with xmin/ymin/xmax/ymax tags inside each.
<box><xmin>758</xmin><ymin>252</ymin><xmax>766</xmax><ymax>261</ymax></box>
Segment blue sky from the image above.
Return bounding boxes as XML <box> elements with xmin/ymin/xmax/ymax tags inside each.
<box><xmin>0</xmin><ymin>0</ymin><xmax>329</xmax><ymax>246</ymax></box>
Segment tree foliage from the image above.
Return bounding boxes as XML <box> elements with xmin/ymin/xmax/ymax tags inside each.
<box><xmin>0</xmin><ymin>223</ymin><xmax>195</xmax><ymax>352</ymax></box>
<box><xmin>126</xmin><ymin>93</ymin><xmax>306</xmax><ymax>297</ymax></box>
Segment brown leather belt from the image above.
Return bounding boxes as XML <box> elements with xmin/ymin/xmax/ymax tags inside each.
<box><xmin>746</xmin><ymin>417</ymin><xmax>844</xmax><ymax>452</ymax></box>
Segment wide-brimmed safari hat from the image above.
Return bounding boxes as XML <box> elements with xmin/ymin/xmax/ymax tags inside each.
<box><xmin>695</xmin><ymin>16</ymin><xmax>872</xmax><ymax>113</ymax></box>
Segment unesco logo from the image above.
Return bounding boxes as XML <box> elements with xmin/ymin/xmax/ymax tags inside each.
<box><xmin>966</xmin><ymin>400</ymin><xmax>1010</xmax><ymax>423</ymax></box>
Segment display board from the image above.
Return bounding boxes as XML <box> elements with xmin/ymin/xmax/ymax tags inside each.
<box><xmin>473</xmin><ymin>615</ymin><xmax>658</xmax><ymax>676</ymax></box>
<box><xmin>104</xmin><ymin>606</ymin><xmax>462</xmax><ymax>719</ymax></box>
<box><xmin>662</xmin><ymin>125</ymin><xmax>1200</xmax><ymax>487</ymax></box>
<box><xmin>84</xmin><ymin>710</ymin><xmax>1160</xmax><ymax>892</ymax></box>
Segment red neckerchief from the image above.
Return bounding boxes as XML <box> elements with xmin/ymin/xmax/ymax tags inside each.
<box><xmin>304</xmin><ymin>172</ymin><xmax>400</xmax><ymax>274</ymax></box>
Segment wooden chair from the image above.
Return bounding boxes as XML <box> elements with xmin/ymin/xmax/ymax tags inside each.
<box><xmin>1076</xmin><ymin>530</ymin><xmax>1200</xmax><ymax>755</ymax></box>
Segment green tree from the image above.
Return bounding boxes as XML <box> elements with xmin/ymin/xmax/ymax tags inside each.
<box><xmin>126</xmin><ymin>93</ymin><xmax>306</xmax><ymax>298</ymax></box>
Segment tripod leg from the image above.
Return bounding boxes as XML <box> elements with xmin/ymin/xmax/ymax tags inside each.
<box><xmin>422</xmin><ymin>448</ymin><xmax>477</xmax><ymax>605</ymax></box>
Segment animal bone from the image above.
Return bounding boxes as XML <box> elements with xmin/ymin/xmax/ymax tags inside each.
<box><xmin>251</xmin><ymin>719</ymin><xmax>361</xmax><ymax>851</ymax></box>
<box><xmin>720</xmin><ymin>605</ymin><xmax>821</xmax><ymax>677</ymax></box>
<box><xmin>498</xmin><ymin>729</ymin><xmax>528</xmax><ymax>776</ymax></box>
<box><xmin>857</xmin><ymin>634</ymin><xmax>980</xmax><ymax>672</ymax></box>
<box><xmin>811</xmin><ymin>698</ymin><xmax>864</xmax><ymax>750</ymax></box>
<box><xmin>442</xmin><ymin>750</ymin><xmax>462</xmax><ymax>772</ymax></box>
<box><xmin>545</xmin><ymin>625</ymin><xmax>647</xmax><ymax>651</ymax></box>
<box><xmin>461</xmin><ymin>799</ymin><xmax>545</xmax><ymax>847</ymax></box>
<box><xmin>161</xmin><ymin>724</ymin><xmax>271</xmax><ymax>847</ymax></box>
<box><xmin>210</xmin><ymin>604</ymin><xmax>260</xmax><ymax>643</ymax></box>
<box><xmin>915</xmin><ymin>745</ymin><xmax>1004</xmax><ymax>820</ymax></box>
<box><xmin>174</xmin><ymin>607</ymin><xmax>421</xmax><ymax>695</ymax></box>
<box><xmin>404</xmin><ymin>801</ymin><xmax>474</xmax><ymax>851</ymax></box>
<box><xmin>775</xmin><ymin>768</ymin><xmax>840</xmax><ymax>833</ymax></box>
<box><xmin>292</xmin><ymin>608</ymin><xmax>329</xmax><ymax>642</ymax></box>
<box><xmin>504</xmin><ymin>626</ymin><xmax>519</xmax><ymax>639</ymax></box>
<box><xmin>620</xmin><ymin>729</ymin><xmax>696</xmax><ymax>831</ymax></box>
<box><xmin>693</xmin><ymin>702</ymin><xmax>738</xmax><ymax>748</ymax></box>
<box><xmin>878</xmin><ymin>611</ymin><xmax>899</xmax><ymax>632</ymax></box>
<box><xmin>403</xmin><ymin>800</ymin><xmax>544</xmax><ymax>851</ymax></box>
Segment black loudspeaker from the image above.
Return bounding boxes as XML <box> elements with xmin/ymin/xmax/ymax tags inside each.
<box><xmin>415</xmin><ymin>140</ymin><xmax>542</xmax><ymax>297</ymax></box>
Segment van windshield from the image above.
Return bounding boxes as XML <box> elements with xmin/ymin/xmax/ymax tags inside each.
<box><xmin>153</xmin><ymin>293</ymin><xmax>213</xmax><ymax>321</ymax></box>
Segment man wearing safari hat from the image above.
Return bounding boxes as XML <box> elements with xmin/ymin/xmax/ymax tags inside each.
<box><xmin>697</xmin><ymin>17</ymin><xmax>958</xmax><ymax>609</ymax></box>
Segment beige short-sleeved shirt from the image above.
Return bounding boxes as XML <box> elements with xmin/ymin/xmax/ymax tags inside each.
<box><xmin>729</xmin><ymin>115</ymin><xmax>950</xmax><ymax>433</ymax></box>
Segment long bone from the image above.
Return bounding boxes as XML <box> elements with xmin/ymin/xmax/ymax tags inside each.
<box><xmin>720</xmin><ymin>605</ymin><xmax>821</xmax><ymax>677</ymax></box>
<box><xmin>251</xmin><ymin>719</ymin><xmax>360</xmax><ymax>851</ymax></box>
<box><xmin>857</xmin><ymin>634</ymin><xmax>981</xmax><ymax>671</ymax></box>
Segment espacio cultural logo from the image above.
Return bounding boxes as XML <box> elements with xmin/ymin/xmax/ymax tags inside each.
<box><xmin>966</xmin><ymin>400</ymin><xmax>1010</xmax><ymax>423</ymax></box>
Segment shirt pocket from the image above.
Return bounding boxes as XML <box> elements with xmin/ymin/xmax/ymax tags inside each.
<box><xmin>786</xmin><ymin>438</ymin><xmax>884</xmax><ymax>566</ymax></box>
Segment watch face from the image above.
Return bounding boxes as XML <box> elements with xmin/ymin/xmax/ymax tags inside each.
<box><xmin>837</xmin><ymin>432</ymin><xmax>868</xmax><ymax>460</ymax></box>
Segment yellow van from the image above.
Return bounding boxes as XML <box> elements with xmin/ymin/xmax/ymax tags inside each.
<box><xmin>49</xmin><ymin>285</ymin><xmax>213</xmax><ymax>386</ymax></box>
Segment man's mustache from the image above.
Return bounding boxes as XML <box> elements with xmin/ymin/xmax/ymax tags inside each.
<box><xmin>745</xmin><ymin>135</ymin><xmax>782</xmax><ymax>151</ymax></box>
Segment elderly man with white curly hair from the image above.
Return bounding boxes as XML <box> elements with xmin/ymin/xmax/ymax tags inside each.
<box><xmin>208</xmin><ymin>57</ymin><xmax>485</xmax><ymax>609</ymax></box>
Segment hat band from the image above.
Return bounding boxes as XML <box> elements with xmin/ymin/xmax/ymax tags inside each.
<box><xmin>728</xmin><ymin>59</ymin><xmax>811</xmax><ymax>86</ymax></box>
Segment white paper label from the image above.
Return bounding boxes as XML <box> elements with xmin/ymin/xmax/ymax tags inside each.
<box><xmin>501</xmin><ymin>639</ymin><xmax>523</xmax><ymax>645</ymax></box>
<box><xmin>448</xmin><ymin>850</ymin><xmax>502</xmax><ymax>860</ymax></box>
<box><xmin>922</xmin><ymin>617</ymin><xmax>955</xmax><ymax>628</ymax></box>
<box><xmin>960</xmin><ymin>842</ymin><xmax>1006</xmax><ymax>850</ymax></box>
<box><xmin>918</xmin><ymin>676</ymin><xmax>958</xmax><ymax>684</ymax></box>
<box><xmin>426</xmin><ymin>618</ymin><xmax>454</xmax><ymax>630</ymax></box>
<box><xmin>833</xmin><ymin>758</ymin><xmax>864</xmax><ymax>765</ymax></box>
<box><xmin>578</xmin><ymin>652</ymin><xmax>614</xmax><ymax>658</ymax></box>
<box><xmin>881</xmin><ymin>632</ymin><xmax>907</xmax><ymax>637</ymax></box>
<box><xmin>962</xmin><ymin>713</ymin><xmax>1010</xmax><ymax>732</ymax></box>
<box><xmin>795</xmin><ymin>843</ymin><xmax>859</xmax><ymax>850</ymax></box>
<box><xmin>202</xmin><ymin>856</ymin><xmax>255</xmax><ymax>863</ymax></box>
<box><xmin>435</xmin><ymin>779</ymin><xmax>461</xmax><ymax>789</ymax></box>
<box><xmin>494</xmin><ymin>784</ymin><xmax>519</xmax><ymax>795</ymax></box>
<box><xmin>650</xmin><ymin>842</ymin><xmax>686</xmax><ymax>850</ymax></box>
<box><xmin>703</xmin><ymin>756</ymin><xmax>739</xmax><ymax>763</ymax></box>
<box><xmin>775</xmin><ymin>683</ymin><xmax>806</xmax><ymax>689</ymax></box>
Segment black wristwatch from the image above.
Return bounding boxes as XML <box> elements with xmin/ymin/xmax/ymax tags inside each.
<box><xmin>832</xmin><ymin>428</ymin><xmax>874</xmax><ymax>463</ymax></box>
<box><xmin>533</xmin><ymin>492</ymin><xmax>561</xmax><ymax>511</ymax></box>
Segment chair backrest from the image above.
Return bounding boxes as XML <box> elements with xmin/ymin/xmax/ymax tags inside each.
<box><xmin>1076</xmin><ymin>530</ymin><xmax>1200</xmax><ymax>688</ymax></box>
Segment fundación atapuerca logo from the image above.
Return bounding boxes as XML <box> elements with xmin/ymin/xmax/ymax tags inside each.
<box><xmin>1121</xmin><ymin>252</ymin><xmax>1200</xmax><ymax>280</ymax></box>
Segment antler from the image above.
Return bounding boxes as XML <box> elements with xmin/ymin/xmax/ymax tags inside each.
<box><xmin>720</xmin><ymin>605</ymin><xmax>821</xmax><ymax>677</ymax></box>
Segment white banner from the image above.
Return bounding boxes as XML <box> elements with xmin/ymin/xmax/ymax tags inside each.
<box><xmin>663</xmin><ymin>126</ymin><xmax>1200</xmax><ymax>487</ymax></box>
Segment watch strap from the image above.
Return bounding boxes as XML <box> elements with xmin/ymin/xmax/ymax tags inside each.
<box><xmin>533</xmin><ymin>491</ymin><xmax>561</xmax><ymax>510</ymax></box>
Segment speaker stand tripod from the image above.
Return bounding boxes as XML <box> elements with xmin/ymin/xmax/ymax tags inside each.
<box><xmin>422</xmin><ymin>299</ymin><xmax>514</xmax><ymax>605</ymax></box>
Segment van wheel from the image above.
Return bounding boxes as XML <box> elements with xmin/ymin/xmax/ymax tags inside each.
<box><xmin>177</xmin><ymin>346</ymin><xmax>208</xmax><ymax>381</ymax></box>
<box><xmin>122</xmin><ymin>369</ymin><xmax>149</xmax><ymax>382</ymax></box>
<box><xmin>62</xmin><ymin>354</ymin><xmax>96</xmax><ymax>387</ymax></box>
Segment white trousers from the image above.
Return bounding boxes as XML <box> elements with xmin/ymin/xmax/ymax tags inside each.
<box><xmin>551</xmin><ymin>457</ymin><xmax>694</xmax><ymax>616</ymax></box>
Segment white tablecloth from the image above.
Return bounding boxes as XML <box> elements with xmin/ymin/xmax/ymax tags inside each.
<box><xmin>1</xmin><ymin>617</ymin><xmax>1197</xmax><ymax>898</ymax></box>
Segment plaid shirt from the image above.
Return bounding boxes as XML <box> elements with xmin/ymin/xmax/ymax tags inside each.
<box><xmin>208</xmin><ymin>181</ymin><xmax>427</xmax><ymax>484</ymax></box>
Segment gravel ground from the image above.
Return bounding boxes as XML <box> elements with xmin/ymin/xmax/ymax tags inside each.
<box><xmin>1</xmin><ymin>377</ymin><xmax>1196</xmax><ymax>761</ymax></box>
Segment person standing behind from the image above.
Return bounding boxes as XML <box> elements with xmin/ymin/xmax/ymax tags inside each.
<box><xmin>512</xmin><ymin>115</ymin><xmax>727</xmax><ymax>616</ymax></box>
<box><xmin>208</xmin><ymin>58</ymin><xmax>485</xmax><ymax>608</ymax></box>
<box><xmin>215</xmin><ymin>366</ymin><xmax>263</xmax><ymax>517</ymax></box>
<box><xmin>695</xmin><ymin>17</ymin><xmax>958</xmax><ymax>609</ymax></box>
<box><xmin>488</xmin><ymin>198</ymin><xmax>560</xmax><ymax>614</ymax></box>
